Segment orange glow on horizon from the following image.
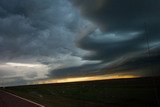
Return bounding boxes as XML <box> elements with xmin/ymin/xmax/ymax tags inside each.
<box><xmin>33</xmin><ymin>74</ymin><xmax>140</xmax><ymax>85</ymax></box>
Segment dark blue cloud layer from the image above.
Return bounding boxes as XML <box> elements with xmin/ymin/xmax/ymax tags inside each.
<box><xmin>0</xmin><ymin>0</ymin><xmax>160</xmax><ymax>86</ymax></box>
<box><xmin>49</xmin><ymin>0</ymin><xmax>160</xmax><ymax>78</ymax></box>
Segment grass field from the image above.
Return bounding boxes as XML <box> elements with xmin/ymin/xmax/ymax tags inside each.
<box><xmin>1</xmin><ymin>77</ymin><xmax>160</xmax><ymax>107</ymax></box>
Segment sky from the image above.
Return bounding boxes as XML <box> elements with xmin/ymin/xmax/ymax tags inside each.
<box><xmin>0</xmin><ymin>0</ymin><xmax>160</xmax><ymax>87</ymax></box>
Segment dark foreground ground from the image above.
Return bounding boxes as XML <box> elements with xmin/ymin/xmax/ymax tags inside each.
<box><xmin>1</xmin><ymin>77</ymin><xmax>160</xmax><ymax>107</ymax></box>
<box><xmin>0</xmin><ymin>90</ymin><xmax>44</xmax><ymax>107</ymax></box>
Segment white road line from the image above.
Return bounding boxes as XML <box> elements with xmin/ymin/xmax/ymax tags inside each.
<box><xmin>0</xmin><ymin>90</ymin><xmax>45</xmax><ymax>107</ymax></box>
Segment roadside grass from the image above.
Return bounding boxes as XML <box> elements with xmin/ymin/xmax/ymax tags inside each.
<box><xmin>1</xmin><ymin>77</ymin><xmax>160</xmax><ymax>107</ymax></box>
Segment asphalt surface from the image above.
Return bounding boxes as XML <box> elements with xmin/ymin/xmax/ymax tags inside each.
<box><xmin>0</xmin><ymin>90</ymin><xmax>44</xmax><ymax>107</ymax></box>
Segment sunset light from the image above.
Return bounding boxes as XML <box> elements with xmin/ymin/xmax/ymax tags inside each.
<box><xmin>34</xmin><ymin>74</ymin><xmax>139</xmax><ymax>84</ymax></box>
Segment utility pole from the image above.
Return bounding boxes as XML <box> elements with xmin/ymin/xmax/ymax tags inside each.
<box><xmin>144</xmin><ymin>22</ymin><xmax>160</xmax><ymax>106</ymax></box>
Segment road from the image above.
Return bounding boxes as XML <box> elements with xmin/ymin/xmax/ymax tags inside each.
<box><xmin>0</xmin><ymin>90</ymin><xmax>44</xmax><ymax>107</ymax></box>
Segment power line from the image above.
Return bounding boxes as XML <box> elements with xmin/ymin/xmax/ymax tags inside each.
<box><xmin>144</xmin><ymin>22</ymin><xmax>160</xmax><ymax>106</ymax></box>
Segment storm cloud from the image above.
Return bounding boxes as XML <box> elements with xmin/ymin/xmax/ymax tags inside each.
<box><xmin>49</xmin><ymin>0</ymin><xmax>160</xmax><ymax>78</ymax></box>
<box><xmin>0</xmin><ymin>0</ymin><xmax>160</xmax><ymax>86</ymax></box>
<box><xmin>71</xmin><ymin>0</ymin><xmax>160</xmax><ymax>60</ymax></box>
<box><xmin>0</xmin><ymin>0</ymin><xmax>92</xmax><ymax>86</ymax></box>
<box><xmin>0</xmin><ymin>0</ymin><xmax>83</xmax><ymax>58</ymax></box>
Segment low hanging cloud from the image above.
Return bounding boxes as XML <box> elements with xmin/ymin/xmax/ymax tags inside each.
<box><xmin>71</xmin><ymin>0</ymin><xmax>160</xmax><ymax>32</ymax></box>
<box><xmin>0</xmin><ymin>0</ymin><xmax>160</xmax><ymax>86</ymax></box>
<box><xmin>0</xmin><ymin>0</ymin><xmax>88</xmax><ymax>59</ymax></box>
<box><xmin>48</xmin><ymin>0</ymin><xmax>160</xmax><ymax>78</ymax></box>
<box><xmin>0</xmin><ymin>0</ymin><xmax>93</xmax><ymax>86</ymax></box>
<box><xmin>71</xmin><ymin>0</ymin><xmax>160</xmax><ymax>60</ymax></box>
<box><xmin>36</xmin><ymin>0</ymin><xmax>160</xmax><ymax>79</ymax></box>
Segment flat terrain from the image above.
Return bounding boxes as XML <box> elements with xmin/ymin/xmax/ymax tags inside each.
<box><xmin>1</xmin><ymin>77</ymin><xmax>160</xmax><ymax>107</ymax></box>
<box><xmin>0</xmin><ymin>90</ymin><xmax>43</xmax><ymax>107</ymax></box>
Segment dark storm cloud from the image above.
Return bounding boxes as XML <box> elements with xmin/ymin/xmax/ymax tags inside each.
<box><xmin>49</xmin><ymin>63</ymin><xmax>103</xmax><ymax>78</ymax></box>
<box><xmin>0</xmin><ymin>0</ymin><xmax>84</xmax><ymax>59</ymax></box>
<box><xmin>1</xmin><ymin>0</ymin><xmax>160</xmax><ymax>86</ymax></box>
<box><xmin>77</xmin><ymin>30</ymin><xmax>144</xmax><ymax>61</ymax></box>
<box><xmin>0</xmin><ymin>0</ymin><xmax>92</xmax><ymax>86</ymax></box>
<box><xmin>71</xmin><ymin>0</ymin><xmax>160</xmax><ymax>32</ymax></box>
<box><xmin>46</xmin><ymin>0</ymin><xmax>160</xmax><ymax>78</ymax></box>
<box><xmin>70</xmin><ymin>0</ymin><xmax>160</xmax><ymax>62</ymax></box>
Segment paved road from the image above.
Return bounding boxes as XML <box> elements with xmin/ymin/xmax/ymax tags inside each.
<box><xmin>0</xmin><ymin>90</ymin><xmax>44</xmax><ymax>107</ymax></box>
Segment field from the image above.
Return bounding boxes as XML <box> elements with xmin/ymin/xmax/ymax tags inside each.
<box><xmin>1</xmin><ymin>77</ymin><xmax>160</xmax><ymax>107</ymax></box>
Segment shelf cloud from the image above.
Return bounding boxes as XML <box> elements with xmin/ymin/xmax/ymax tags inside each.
<box><xmin>0</xmin><ymin>0</ymin><xmax>160</xmax><ymax>86</ymax></box>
